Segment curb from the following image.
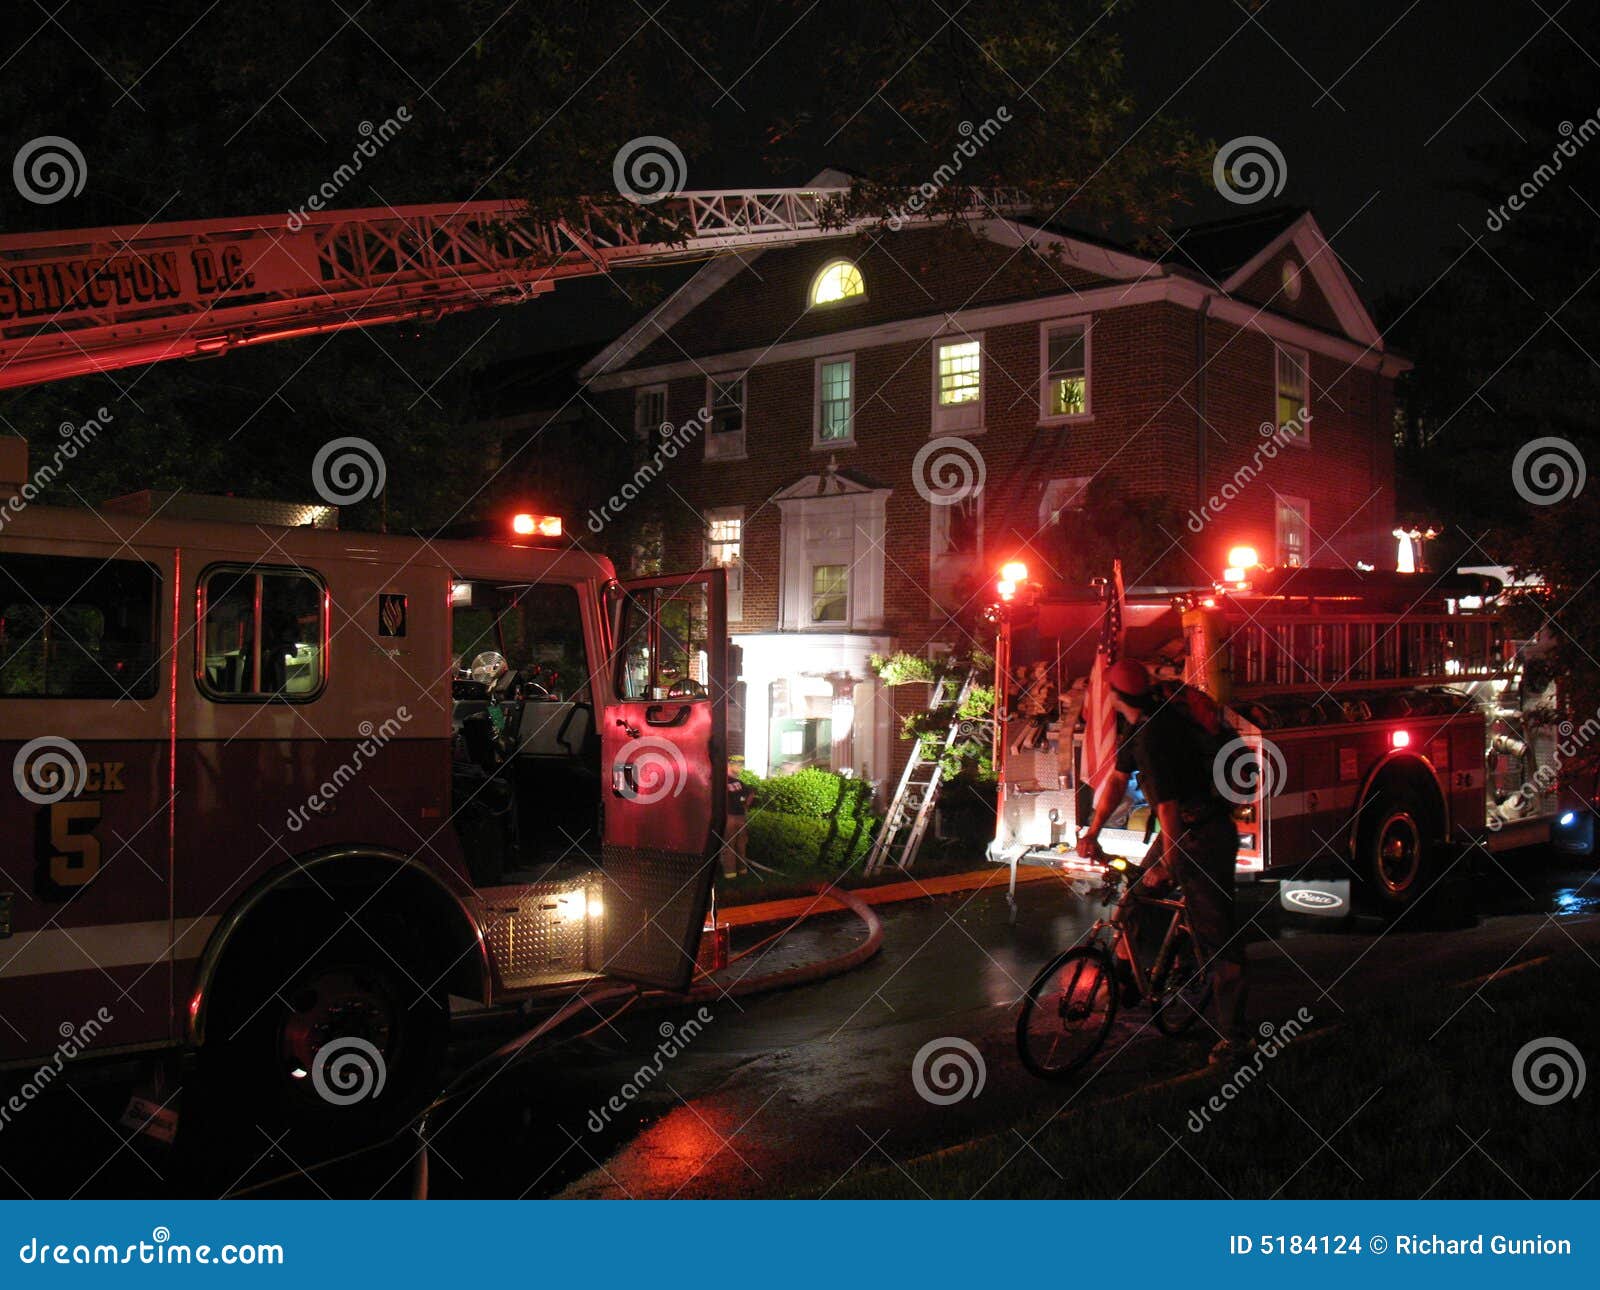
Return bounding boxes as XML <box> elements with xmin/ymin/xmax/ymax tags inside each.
<box><xmin>718</xmin><ymin>865</ymin><xmax>1062</xmax><ymax>929</ymax></box>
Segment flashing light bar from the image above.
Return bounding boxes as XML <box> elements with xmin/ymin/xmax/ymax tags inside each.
<box><xmin>512</xmin><ymin>512</ymin><xmax>563</xmax><ymax>538</ymax></box>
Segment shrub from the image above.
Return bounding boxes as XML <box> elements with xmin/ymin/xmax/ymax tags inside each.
<box><xmin>745</xmin><ymin>810</ymin><xmax>876</xmax><ymax>869</ymax></box>
<box><xmin>748</xmin><ymin>767</ymin><xmax>847</xmax><ymax>818</ymax></box>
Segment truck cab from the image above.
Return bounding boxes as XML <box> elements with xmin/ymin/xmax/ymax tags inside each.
<box><xmin>0</xmin><ymin>446</ymin><xmax>725</xmax><ymax>1148</ymax></box>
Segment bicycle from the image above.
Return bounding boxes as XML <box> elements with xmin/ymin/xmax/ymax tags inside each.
<box><xmin>1016</xmin><ymin>858</ymin><xmax>1214</xmax><ymax>1079</ymax></box>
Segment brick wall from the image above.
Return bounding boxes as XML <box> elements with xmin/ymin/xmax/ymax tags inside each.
<box><xmin>594</xmin><ymin>236</ymin><xmax>1396</xmax><ymax>654</ymax></box>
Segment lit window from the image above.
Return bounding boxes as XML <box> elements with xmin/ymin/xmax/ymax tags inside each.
<box><xmin>633</xmin><ymin>385</ymin><xmax>667</xmax><ymax>441</ymax></box>
<box><xmin>816</xmin><ymin>356</ymin><xmax>854</xmax><ymax>444</ymax></box>
<box><xmin>705</xmin><ymin>373</ymin><xmax>747</xmax><ymax>460</ymax></box>
<box><xmin>706</xmin><ymin>508</ymin><xmax>744</xmax><ymax>621</ymax></box>
<box><xmin>810</xmin><ymin>259</ymin><xmax>864</xmax><ymax>306</ymax></box>
<box><xmin>811</xmin><ymin>564</ymin><xmax>848</xmax><ymax>623</ymax></box>
<box><xmin>1276</xmin><ymin>496</ymin><xmax>1310</xmax><ymax>568</ymax></box>
<box><xmin>1042</xmin><ymin>321</ymin><xmax>1089</xmax><ymax>419</ymax></box>
<box><xmin>938</xmin><ymin>340</ymin><xmax>981</xmax><ymax>406</ymax></box>
<box><xmin>1275</xmin><ymin>345</ymin><xmax>1309</xmax><ymax>446</ymax></box>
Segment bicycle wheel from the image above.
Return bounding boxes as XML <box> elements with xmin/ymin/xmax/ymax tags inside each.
<box><xmin>1152</xmin><ymin>927</ymin><xmax>1214</xmax><ymax>1036</ymax></box>
<box><xmin>1017</xmin><ymin>945</ymin><xmax>1118</xmax><ymax>1079</ymax></box>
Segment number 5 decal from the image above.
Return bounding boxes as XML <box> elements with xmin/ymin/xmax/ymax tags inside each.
<box><xmin>48</xmin><ymin>801</ymin><xmax>102</xmax><ymax>886</ymax></box>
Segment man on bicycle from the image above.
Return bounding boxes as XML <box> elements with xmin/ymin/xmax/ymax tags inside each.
<box><xmin>1077</xmin><ymin>659</ymin><xmax>1251</xmax><ymax>1067</ymax></box>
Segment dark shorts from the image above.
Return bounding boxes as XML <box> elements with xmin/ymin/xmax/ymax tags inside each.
<box><xmin>1170</xmin><ymin>809</ymin><xmax>1242</xmax><ymax>968</ymax></box>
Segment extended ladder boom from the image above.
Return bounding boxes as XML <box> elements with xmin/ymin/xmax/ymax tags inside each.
<box><xmin>0</xmin><ymin>186</ymin><xmax>1027</xmax><ymax>390</ymax></box>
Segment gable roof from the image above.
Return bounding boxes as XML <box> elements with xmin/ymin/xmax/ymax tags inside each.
<box><xmin>1163</xmin><ymin>206</ymin><xmax>1307</xmax><ymax>281</ymax></box>
<box><xmin>578</xmin><ymin>191</ymin><xmax>1387</xmax><ymax>384</ymax></box>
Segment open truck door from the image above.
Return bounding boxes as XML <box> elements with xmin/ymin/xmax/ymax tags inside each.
<box><xmin>596</xmin><ymin>569</ymin><xmax>727</xmax><ymax>991</ymax></box>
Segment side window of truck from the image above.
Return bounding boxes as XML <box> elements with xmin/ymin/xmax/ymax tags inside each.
<box><xmin>0</xmin><ymin>553</ymin><xmax>160</xmax><ymax>699</ymax></box>
<box><xmin>198</xmin><ymin>565</ymin><xmax>327</xmax><ymax>699</ymax></box>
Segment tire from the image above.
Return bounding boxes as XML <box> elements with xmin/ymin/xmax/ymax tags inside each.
<box><xmin>1152</xmin><ymin>929</ymin><xmax>1214</xmax><ymax>1036</ymax></box>
<box><xmin>192</xmin><ymin>909</ymin><xmax>449</xmax><ymax>1169</ymax></box>
<box><xmin>1017</xmin><ymin>945</ymin><xmax>1118</xmax><ymax>1080</ymax></box>
<box><xmin>1357</xmin><ymin>786</ymin><xmax>1439</xmax><ymax>909</ymax></box>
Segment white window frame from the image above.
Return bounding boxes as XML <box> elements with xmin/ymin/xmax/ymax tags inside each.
<box><xmin>704</xmin><ymin>372</ymin><xmax>748</xmax><ymax>461</ymax></box>
<box><xmin>1276</xmin><ymin>494</ymin><xmax>1311</xmax><ymax>568</ymax></box>
<box><xmin>705</xmin><ymin>506</ymin><xmax>744</xmax><ymax>622</ymax></box>
<box><xmin>1039</xmin><ymin>475</ymin><xmax>1092</xmax><ymax>529</ymax></box>
<box><xmin>633</xmin><ymin>384</ymin><xmax>668</xmax><ymax>441</ymax></box>
<box><xmin>1038</xmin><ymin>318</ymin><xmax>1093</xmax><ymax>423</ymax></box>
<box><xmin>1274</xmin><ymin>344</ymin><xmax>1311</xmax><ymax>448</ymax></box>
<box><xmin>808</xmin><ymin>562</ymin><xmax>850</xmax><ymax>626</ymax></box>
<box><xmin>813</xmin><ymin>353</ymin><xmax>856</xmax><ymax>449</ymax></box>
<box><xmin>808</xmin><ymin>258</ymin><xmax>866</xmax><ymax>309</ymax></box>
<box><xmin>932</xmin><ymin>334</ymin><xmax>984</xmax><ymax>435</ymax></box>
<box><xmin>928</xmin><ymin>488</ymin><xmax>984</xmax><ymax>617</ymax></box>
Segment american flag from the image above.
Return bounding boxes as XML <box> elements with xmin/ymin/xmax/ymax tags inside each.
<box><xmin>1081</xmin><ymin>559</ymin><xmax>1125</xmax><ymax>811</ymax></box>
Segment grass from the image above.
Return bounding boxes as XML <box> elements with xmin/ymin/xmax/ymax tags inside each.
<box><xmin>819</xmin><ymin>949</ymin><xmax>1600</xmax><ymax>1199</ymax></box>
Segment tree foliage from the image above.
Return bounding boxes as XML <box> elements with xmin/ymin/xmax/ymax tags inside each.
<box><xmin>1389</xmin><ymin>38</ymin><xmax>1600</xmax><ymax>773</ymax></box>
<box><xmin>1</xmin><ymin>2</ymin><xmax>1204</xmax><ymax>530</ymax></box>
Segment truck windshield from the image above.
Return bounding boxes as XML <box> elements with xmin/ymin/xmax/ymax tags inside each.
<box><xmin>451</xmin><ymin>579</ymin><xmax>585</xmax><ymax>699</ymax></box>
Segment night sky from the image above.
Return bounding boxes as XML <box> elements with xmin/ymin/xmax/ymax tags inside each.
<box><xmin>1121</xmin><ymin>0</ymin><xmax>1564</xmax><ymax>296</ymax></box>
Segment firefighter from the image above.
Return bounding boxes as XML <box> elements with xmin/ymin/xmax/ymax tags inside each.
<box><xmin>1077</xmin><ymin>658</ymin><xmax>1251</xmax><ymax>1066</ymax></box>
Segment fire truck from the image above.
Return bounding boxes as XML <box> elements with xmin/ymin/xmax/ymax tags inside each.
<box><xmin>0</xmin><ymin>435</ymin><xmax>729</xmax><ymax>1142</ymax></box>
<box><xmin>0</xmin><ymin>181</ymin><xmax>1022</xmax><ymax>1146</ymax></box>
<box><xmin>988</xmin><ymin>555</ymin><xmax>1594</xmax><ymax>914</ymax></box>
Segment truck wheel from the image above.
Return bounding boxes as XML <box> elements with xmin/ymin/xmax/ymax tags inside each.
<box><xmin>1357</xmin><ymin>788</ymin><xmax>1436</xmax><ymax>909</ymax></box>
<box><xmin>195</xmin><ymin>915</ymin><xmax>449</xmax><ymax>1168</ymax></box>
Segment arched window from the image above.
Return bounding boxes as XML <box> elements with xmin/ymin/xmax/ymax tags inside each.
<box><xmin>809</xmin><ymin>259</ymin><xmax>864</xmax><ymax>307</ymax></box>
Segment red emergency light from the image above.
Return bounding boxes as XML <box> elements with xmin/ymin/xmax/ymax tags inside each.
<box><xmin>511</xmin><ymin>512</ymin><xmax>562</xmax><ymax>538</ymax></box>
<box><xmin>1390</xmin><ymin>729</ymin><xmax>1411</xmax><ymax>748</ymax></box>
<box><xmin>996</xmin><ymin>560</ymin><xmax>1028</xmax><ymax>602</ymax></box>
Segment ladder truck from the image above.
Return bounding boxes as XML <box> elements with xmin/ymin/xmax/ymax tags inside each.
<box><xmin>987</xmin><ymin>557</ymin><xmax>1594</xmax><ymax>916</ymax></box>
<box><xmin>0</xmin><ymin>184</ymin><xmax>1025</xmax><ymax>1149</ymax></box>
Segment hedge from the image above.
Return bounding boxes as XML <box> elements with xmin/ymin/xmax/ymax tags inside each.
<box><xmin>744</xmin><ymin>810</ymin><xmax>875</xmax><ymax>869</ymax></box>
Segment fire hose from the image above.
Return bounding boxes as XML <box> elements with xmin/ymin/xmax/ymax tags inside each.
<box><xmin>225</xmin><ymin>883</ymin><xmax>882</xmax><ymax>1199</ymax></box>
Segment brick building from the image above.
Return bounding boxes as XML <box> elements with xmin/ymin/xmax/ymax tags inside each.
<box><xmin>579</xmin><ymin>196</ymin><xmax>1408</xmax><ymax>785</ymax></box>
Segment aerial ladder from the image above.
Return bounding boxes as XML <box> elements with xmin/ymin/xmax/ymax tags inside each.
<box><xmin>0</xmin><ymin>186</ymin><xmax>1026</xmax><ymax>390</ymax></box>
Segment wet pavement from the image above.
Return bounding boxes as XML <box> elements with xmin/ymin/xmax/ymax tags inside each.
<box><xmin>3</xmin><ymin>849</ymin><xmax>1597</xmax><ymax>1198</ymax></box>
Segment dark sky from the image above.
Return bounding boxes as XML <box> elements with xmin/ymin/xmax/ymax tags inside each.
<box><xmin>552</xmin><ymin>0</ymin><xmax>1563</xmax><ymax>354</ymax></box>
<box><xmin>1120</xmin><ymin>0</ymin><xmax>1554</xmax><ymax>300</ymax></box>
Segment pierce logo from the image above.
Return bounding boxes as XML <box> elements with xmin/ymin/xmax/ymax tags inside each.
<box><xmin>1283</xmin><ymin>887</ymin><xmax>1343</xmax><ymax>912</ymax></box>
